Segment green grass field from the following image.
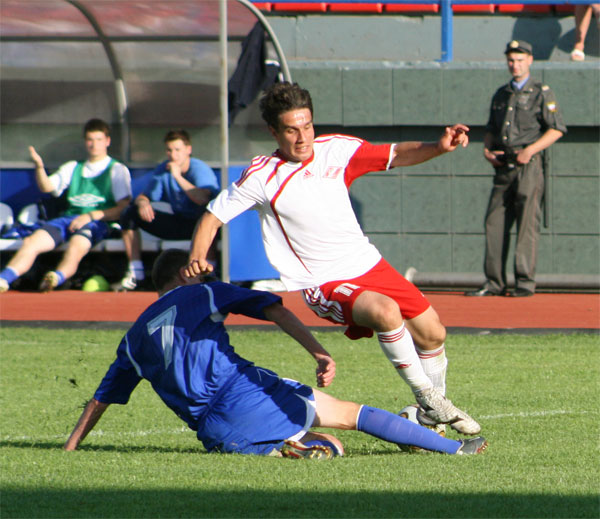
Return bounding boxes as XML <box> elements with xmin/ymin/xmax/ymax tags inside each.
<box><xmin>1</xmin><ymin>326</ymin><xmax>598</xmax><ymax>518</ymax></box>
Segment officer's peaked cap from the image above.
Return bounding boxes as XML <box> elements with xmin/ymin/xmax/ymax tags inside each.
<box><xmin>505</xmin><ymin>40</ymin><xmax>533</xmax><ymax>55</ymax></box>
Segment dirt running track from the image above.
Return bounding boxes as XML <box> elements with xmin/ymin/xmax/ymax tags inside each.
<box><xmin>1</xmin><ymin>290</ymin><xmax>598</xmax><ymax>333</ymax></box>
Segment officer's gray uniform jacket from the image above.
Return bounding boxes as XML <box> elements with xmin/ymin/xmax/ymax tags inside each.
<box><xmin>486</xmin><ymin>77</ymin><xmax>567</xmax><ymax>153</ymax></box>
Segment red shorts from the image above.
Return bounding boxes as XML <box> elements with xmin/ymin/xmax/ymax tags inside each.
<box><xmin>302</xmin><ymin>258</ymin><xmax>431</xmax><ymax>340</ymax></box>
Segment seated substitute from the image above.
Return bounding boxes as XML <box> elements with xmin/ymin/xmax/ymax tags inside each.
<box><xmin>64</xmin><ymin>249</ymin><xmax>488</xmax><ymax>458</ymax></box>
<box><xmin>115</xmin><ymin>130</ymin><xmax>219</xmax><ymax>291</ymax></box>
<box><xmin>0</xmin><ymin>119</ymin><xmax>131</xmax><ymax>293</ymax></box>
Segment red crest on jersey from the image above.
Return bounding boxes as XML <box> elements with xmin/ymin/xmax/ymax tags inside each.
<box><xmin>324</xmin><ymin>166</ymin><xmax>343</xmax><ymax>179</ymax></box>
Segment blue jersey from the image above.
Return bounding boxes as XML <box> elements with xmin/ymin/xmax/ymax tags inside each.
<box><xmin>94</xmin><ymin>282</ymin><xmax>281</xmax><ymax>432</ymax></box>
<box><xmin>144</xmin><ymin>158</ymin><xmax>219</xmax><ymax>218</ymax></box>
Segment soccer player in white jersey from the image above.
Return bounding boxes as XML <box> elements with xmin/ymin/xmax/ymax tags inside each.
<box><xmin>185</xmin><ymin>83</ymin><xmax>481</xmax><ymax>436</ymax></box>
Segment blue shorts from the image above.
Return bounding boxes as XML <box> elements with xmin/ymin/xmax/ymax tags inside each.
<box><xmin>41</xmin><ymin>215</ymin><xmax>110</xmax><ymax>247</ymax></box>
<box><xmin>198</xmin><ymin>366</ymin><xmax>315</xmax><ymax>455</ymax></box>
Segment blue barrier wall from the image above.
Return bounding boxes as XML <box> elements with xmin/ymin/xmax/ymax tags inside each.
<box><xmin>226</xmin><ymin>166</ymin><xmax>280</xmax><ymax>282</ymax></box>
<box><xmin>0</xmin><ymin>167</ymin><xmax>279</xmax><ymax>282</ymax></box>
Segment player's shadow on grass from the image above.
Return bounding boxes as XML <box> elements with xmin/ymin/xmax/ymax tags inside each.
<box><xmin>2</xmin><ymin>488</ymin><xmax>597</xmax><ymax>518</ymax></box>
<box><xmin>2</xmin><ymin>439</ymin><xmax>413</xmax><ymax>456</ymax></box>
<box><xmin>0</xmin><ymin>440</ymin><xmax>204</xmax><ymax>454</ymax></box>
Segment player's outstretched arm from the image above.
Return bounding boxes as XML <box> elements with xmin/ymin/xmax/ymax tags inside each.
<box><xmin>389</xmin><ymin>124</ymin><xmax>469</xmax><ymax>168</ymax></box>
<box><xmin>263</xmin><ymin>303</ymin><xmax>336</xmax><ymax>388</ymax></box>
<box><xmin>64</xmin><ymin>398</ymin><xmax>109</xmax><ymax>451</ymax></box>
<box><xmin>185</xmin><ymin>212</ymin><xmax>224</xmax><ymax>278</ymax></box>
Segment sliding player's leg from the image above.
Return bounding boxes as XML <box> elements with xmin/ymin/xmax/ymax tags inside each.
<box><xmin>311</xmin><ymin>389</ymin><xmax>486</xmax><ymax>455</ymax></box>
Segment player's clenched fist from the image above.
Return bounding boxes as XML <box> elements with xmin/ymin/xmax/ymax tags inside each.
<box><xmin>440</xmin><ymin>124</ymin><xmax>470</xmax><ymax>152</ymax></box>
<box><xmin>316</xmin><ymin>357</ymin><xmax>336</xmax><ymax>388</ymax></box>
<box><xmin>184</xmin><ymin>257</ymin><xmax>212</xmax><ymax>278</ymax></box>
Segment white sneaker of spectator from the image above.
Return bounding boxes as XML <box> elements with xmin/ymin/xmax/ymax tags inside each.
<box><xmin>113</xmin><ymin>270</ymin><xmax>142</xmax><ymax>292</ymax></box>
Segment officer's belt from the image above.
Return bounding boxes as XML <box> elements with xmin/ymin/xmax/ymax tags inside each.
<box><xmin>502</xmin><ymin>145</ymin><xmax>526</xmax><ymax>153</ymax></box>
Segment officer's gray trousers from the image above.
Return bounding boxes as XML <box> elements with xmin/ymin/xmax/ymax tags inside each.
<box><xmin>482</xmin><ymin>154</ymin><xmax>544</xmax><ymax>293</ymax></box>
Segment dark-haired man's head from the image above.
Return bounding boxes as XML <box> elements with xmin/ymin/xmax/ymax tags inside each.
<box><xmin>152</xmin><ymin>249</ymin><xmax>203</xmax><ymax>295</ymax></box>
<box><xmin>163</xmin><ymin>130</ymin><xmax>193</xmax><ymax>171</ymax></box>
<box><xmin>83</xmin><ymin>119</ymin><xmax>111</xmax><ymax>137</ymax></box>
<box><xmin>260</xmin><ymin>83</ymin><xmax>315</xmax><ymax>163</ymax></box>
<box><xmin>83</xmin><ymin>119</ymin><xmax>111</xmax><ymax>162</ymax></box>
<box><xmin>259</xmin><ymin>83</ymin><xmax>313</xmax><ymax>131</ymax></box>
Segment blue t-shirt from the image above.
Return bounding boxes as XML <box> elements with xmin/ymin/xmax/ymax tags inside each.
<box><xmin>94</xmin><ymin>282</ymin><xmax>281</xmax><ymax>432</ymax></box>
<box><xmin>143</xmin><ymin>158</ymin><xmax>219</xmax><ymax>219</ymax></box>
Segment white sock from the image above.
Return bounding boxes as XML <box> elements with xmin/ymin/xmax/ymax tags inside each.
<box><xmin>129</xmin><ymin>260</ymin><xmax>145</xmax><ymax>280</ymax></box>
<box><xmin>416</xmin><ymin>344</ymin><xmax>448</xmax><ymax>395</ymax></box>
<box><xmin>377</xmin><ymin>324</ymin><xmax>433</xmax><ymax>393</ymax></box>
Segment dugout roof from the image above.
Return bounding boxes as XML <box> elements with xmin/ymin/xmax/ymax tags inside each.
<box><xmin>0</xmin><ymin>0</ymin><xmax>291</xmax><ymax>162</ymax></box>
<box><xmin>1</xmin><ymin>0</ymin><xmax>292</xmax><ymax>282</ymax></box>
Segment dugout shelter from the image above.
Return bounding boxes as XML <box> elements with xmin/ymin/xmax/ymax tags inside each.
<box><xmin>1</xmin><ymin>0</ymin><xmax>599</xmax><ymax>290</ymax></box>
<box><xmin>0</xmin><ymin>0</ymin><xmax>289</xmax><ymax>282</ymax></box>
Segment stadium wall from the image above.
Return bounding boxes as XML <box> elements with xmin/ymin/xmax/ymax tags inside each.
<box><xmin>287</xmin><ymin>61</ymin><xmax>599</xmax><ymax>282</ymax></box>
<box><xmin>1</xmin><ymin>10</ymin><xmax>598</xmax><ymax>285</ymax></box>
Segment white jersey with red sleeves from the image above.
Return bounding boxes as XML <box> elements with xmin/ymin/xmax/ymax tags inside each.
<box><xmin>209</xmin><ymin>134</ymin><xmax>395</xmax><ymax>290</ymax></box>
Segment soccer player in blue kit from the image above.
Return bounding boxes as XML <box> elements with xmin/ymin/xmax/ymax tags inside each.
<box><xmin>64</xmin><ymin>249</ymin><xmax>487</xmax><ymax>458</ymax></box>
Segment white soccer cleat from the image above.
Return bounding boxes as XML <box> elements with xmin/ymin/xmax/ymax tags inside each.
<box><xmin>39</xmin><ymin>271</ymin><xmax>59</xmax><ymax>293</ymax></box>
<box><xmin>415</xmin><ymin>387</ymin><xmax>481</xmax><ymax>435</ymax></box>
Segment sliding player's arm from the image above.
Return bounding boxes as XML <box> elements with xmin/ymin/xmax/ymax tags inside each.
<box><xmin>263</xmin><ymin>303</ymin><xmax>336</xmax><ymax>388</ymax></box>
<box><xmin>64</xmin><ymin>398</ymin><xmax>109</xmax><ymax>451</ymax></box>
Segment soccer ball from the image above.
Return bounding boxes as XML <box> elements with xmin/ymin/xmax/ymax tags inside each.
<box><xmin>82</xmin><ymin>274</ymin><xmax>110</xmax><ymax>292</ymax></box>
<box><xmin>398</xmin><ymin>404</ymin><xmax>419</xmax><ymax>424</ymax></box>
<box><xmin>399</xmin><ymin>403</ymin><xmax>446</xmax><ymax>435</ymax></box>
<box><xmin>397</xmin><ymin>403</ymin><xmax>446</xmax><ymax>452</ymax></box>
<box><xmin>398</xmin><ymin>403</ymin><xmax>446</xmax><ymax>452</ymax></box>
<box><xmin>397</xmin><ymin>404</ymin><xmax>420</xmax><ymax>453</ymax></box>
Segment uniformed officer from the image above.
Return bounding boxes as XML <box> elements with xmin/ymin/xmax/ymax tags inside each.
<box><xmin>467</xmin><ymin>40</ymin><xmax>567</xmax><ymax>297</ymax></box>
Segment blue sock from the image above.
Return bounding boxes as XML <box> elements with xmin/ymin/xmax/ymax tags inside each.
<box><xmin>356</xmin><ymin>405</ymin><xmax>461</xmax><ymax>454</ymax></box>
<box><xmin>54</xmin><ymin>270</ymin><xmax>66</xmax><ymax>286</ymax></box>
<box><xmin>0</xmin><ymin>267</ymin><xmax>19</xmax><ymax>284</ymax></box>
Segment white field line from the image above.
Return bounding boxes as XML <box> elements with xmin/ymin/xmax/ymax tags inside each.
<box><xmin>1</xmin><ymin>409</ymin><xmax>590</xmax><ymax>444</ymax></box>
<box><xmin>480</xmin><ymin>409</ymin><xmax>588</xmax><ymax>420</ymax></box>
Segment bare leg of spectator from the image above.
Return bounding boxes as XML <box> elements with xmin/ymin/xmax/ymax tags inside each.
<box><xmin>571</xmin><ymin>4</ymin><xmax>600</xmax><ymax>61</ymax></box>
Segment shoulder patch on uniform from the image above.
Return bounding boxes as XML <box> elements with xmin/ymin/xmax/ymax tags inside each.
<box><xmin>547</xmin><ymin>102</ymin><xmax>557</xmax><ymax>112</ymax></box>
<box><xmin>542</xmin><ymin>85</ymin><xmax>550</xmax><ymax>91</ymax></box>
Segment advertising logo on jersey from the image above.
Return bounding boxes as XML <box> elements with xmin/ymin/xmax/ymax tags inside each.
<box><xmin>324</xmin><ymin>166</ymin><xmax>343</xmax><ymax>179</ymax></box>
<box><xmin>68</xmin><ymin>193</ymin><xmax>107</xmax><ymax>207</ymax></box>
